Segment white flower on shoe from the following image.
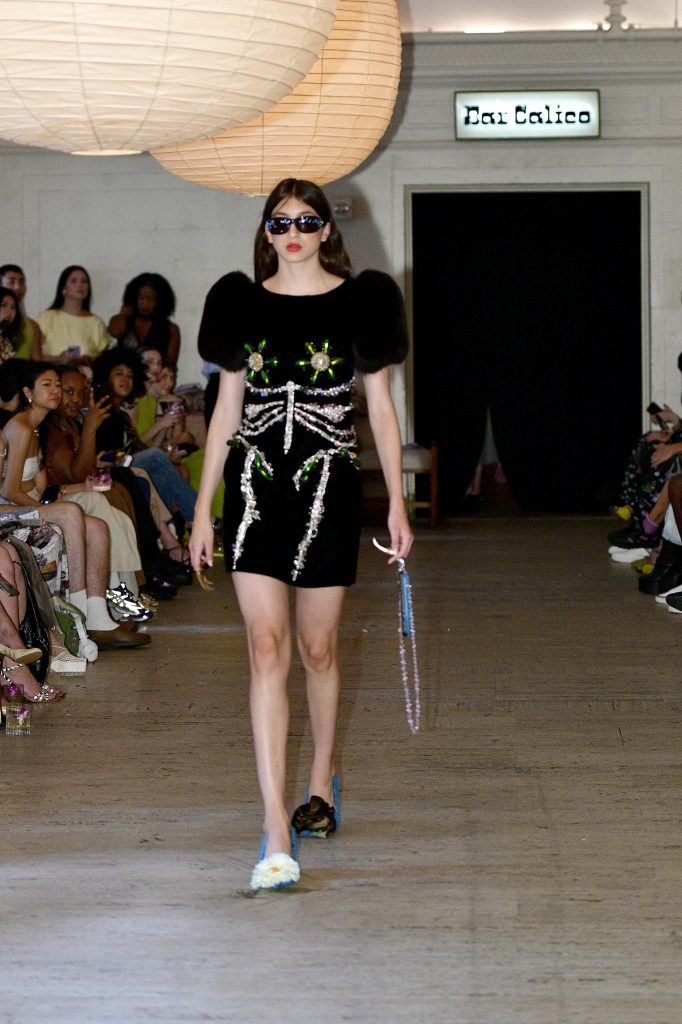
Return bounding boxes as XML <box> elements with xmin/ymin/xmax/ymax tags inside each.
<box><xmin>250</xmin><ymin>852</ymin><xmax>300</xmax><ymax>891</ymax></box>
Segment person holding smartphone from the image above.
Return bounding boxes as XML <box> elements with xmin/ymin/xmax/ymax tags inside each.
<box><xmin>0</xmin><ymin>362</ymin><xmax>150</xmax><ymax>651</ymax></box>
<box><xmin>44</xmin><ymin>366</ymin><xmax>189</xmax><ymax>592</ymax></box>
<box><xmin>133</xmin><ymin>359</ymin><xmax>197</xmax><ymax>463</ymax></box>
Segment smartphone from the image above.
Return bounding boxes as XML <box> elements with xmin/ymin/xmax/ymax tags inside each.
<box><xmin>92</xmin><ymin>381</ymin><xmax>110</xmax><ymax>403</ymax></box>
<box><xmin>647</xmin><ymin>401</ymin><xmax>663</xmax><ymax>415</ymax></box>
<box><xmin>40</xmin><ymin>483</ymin><xmax>60</xmax><ymax>504</ymax></box>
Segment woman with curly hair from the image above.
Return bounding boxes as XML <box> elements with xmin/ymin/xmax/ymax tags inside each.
<box><xmin>91</xmin><ymin>349</ymin><xmax>196</xmax><ymax>528</ymax></box>
<box><xmin>108</xmin><ymin>272</ymin><xmax>180</xmax><ymax>364</ymax></box>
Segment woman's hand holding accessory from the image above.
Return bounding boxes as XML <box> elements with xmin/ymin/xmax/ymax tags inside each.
<box><xmin>386</xmin><ymin>506</ymin><xmax>414</xmax><ymax>564</ymax></box>
<box><xmin>373</xmin><ymin>537</ymin><xmax>421</xmax><ymax>735</ymax></box>
<box><xmin>195</xmin><ymin>568</ymin><xmax>214</xmax><ymax>591</ymax></box>
<box><xmin>189</xmin><ymin>515</ymin><xmax>215</xmax><ymax>572</ymax></box>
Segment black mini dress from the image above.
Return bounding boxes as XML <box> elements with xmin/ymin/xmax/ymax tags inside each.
<box><xmin>198</xmin><ymin>270</ymin><xmax>408</xmax><ymax>588</ymax></box>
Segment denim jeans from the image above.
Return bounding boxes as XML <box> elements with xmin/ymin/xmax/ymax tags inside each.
<box><xmin>130</xmin><ymin>447</ymin><xmax>197</xmax><ymax>523</ymax></box>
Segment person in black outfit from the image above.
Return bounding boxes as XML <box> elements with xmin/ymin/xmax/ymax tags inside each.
<box><xmin>189</xmin><ymin>178</ymin><xmax>412</xmax><ymax>890</ymax></box>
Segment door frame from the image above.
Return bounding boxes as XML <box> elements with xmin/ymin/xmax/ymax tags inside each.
<box><xmin>403</xmin><ymin>182</ymin><xmax>651</xmax><ymax>443</ymax></box>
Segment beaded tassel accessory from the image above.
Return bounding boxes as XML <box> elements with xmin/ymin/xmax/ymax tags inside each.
<box><xmin>373</xmin><ymin>538</ymin><xmax>421</xmax><ymax>735</ymax></box>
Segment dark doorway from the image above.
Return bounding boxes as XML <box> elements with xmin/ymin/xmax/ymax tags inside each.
<box><xmin>411</xmin><ymin>189</ymin><xmax>643</xmax><ymax>513</ymax></box>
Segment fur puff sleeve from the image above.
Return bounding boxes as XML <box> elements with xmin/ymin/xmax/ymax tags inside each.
<box><xmin>352</xmin><ymin>270</ymin><xmax>409</xmax><ymax>374</ymax></box>
<box><xmin>197</xmin><ymin>271</ymin><xmax>256</xmax><ymax>372</ymax></box>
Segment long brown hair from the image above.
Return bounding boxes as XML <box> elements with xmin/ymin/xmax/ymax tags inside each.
<box><xmin>253</xmin><ymin>178</ymin><xmax>353</xmax><ymax>283</ymax></box>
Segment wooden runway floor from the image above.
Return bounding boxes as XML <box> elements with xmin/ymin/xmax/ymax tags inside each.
<box><xmin>2</xmin><ymin>517</ymin><xmax>681</xmax><ymax>1024</ymax></box>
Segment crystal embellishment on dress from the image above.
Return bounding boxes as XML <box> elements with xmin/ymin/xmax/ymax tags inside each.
<box><xmin>296</xmin><ymin>339</ymin><xmax>344</xmax><ymax>383</ymax></box>
<box><xmin>229</xmin><ymin>438</ymin><xmax>273</xmax><ymax>568</ymax></box>
<box><xmin>292</xmin><ymin>448</ymin><xmax>357</xmax><ymax>580</ymax></box>
<box><xmin>245</xmin><ymin>339</ymin><xmax>278</xmax><ymax>384</ymax></box>
<box><xmin>228</xmin><ymin>335</ymin><xmax>359</xmax><ymax>581</ymax></box>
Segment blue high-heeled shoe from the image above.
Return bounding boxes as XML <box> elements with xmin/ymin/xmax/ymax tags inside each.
<box><xmin>291</xmin><ymin>775</ymin><xmax>340</xmax><ymax>838</ymax></box>
<box><xmin>250</xmin><ymin>827</ymin><xmax>300</xmax><ymax>891</ymax></box>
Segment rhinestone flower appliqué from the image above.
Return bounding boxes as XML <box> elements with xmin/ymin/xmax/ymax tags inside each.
<box><xmin>245</xmin><ymin>339</ymin><xmax>278</xmax><ymax>384</ymax></box>
<box><xmin>296</xmin><ymin>339</ymin><xmax>344</xmax><ymax>384</ymax></box>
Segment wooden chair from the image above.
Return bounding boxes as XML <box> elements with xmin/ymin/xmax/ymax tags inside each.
<box><xmin>359</xmin><ymin>441</ymin><xmax>439</xmax><ymax>528</ymax></box>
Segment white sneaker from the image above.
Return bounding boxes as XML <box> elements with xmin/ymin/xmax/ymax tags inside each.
<box><xmin>668</xmin><ymin>602</ymin><xmax>682</xmax><ymax>614</ymax></box>
<box><xmin>610</xmin><ymin>546</ymin><xmax>651</xmax><ymax>563</ymax></box>
<box><xmin>51</xmin><ymin>651</ymin><xmax>87</xmax><ymax>674</ymax></box>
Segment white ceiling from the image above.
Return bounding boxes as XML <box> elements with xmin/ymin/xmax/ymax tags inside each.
<box><xmin>396</xmin><ymin>0</ymin><xmax>679</xmax><ymax>34</ymax></box>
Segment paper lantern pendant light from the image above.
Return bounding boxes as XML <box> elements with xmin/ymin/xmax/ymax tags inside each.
<box><xmin>0</xmin><ymin>0</ymin><xmax>339</xmax><ymax>155</ymax></box>
<box><xmin>151</xmin><ymin>0</ymin><xmax>401</xmax><ymax>195</ymax></box>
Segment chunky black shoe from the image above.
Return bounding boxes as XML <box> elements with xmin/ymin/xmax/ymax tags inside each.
<box><xmin>638</xmin><ymin>540</ymin><xmax>682</xmax><ymax>595</ymax></box>
<box><xmin>291</xmin><ymin>796</ymin><xmax>337</xmax><ymax>838</ymax></box>
<box><xmin>146</xmin><ymin>554</ymin><xmax>192</xmax><ymax>587</ymax></box>
<box><xmin>666</xmin><ymin>590</ymin><xmax>682</xmax><ymax>612</ymax></box>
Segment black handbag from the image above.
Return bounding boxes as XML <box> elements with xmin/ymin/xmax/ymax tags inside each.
<box><xmin>7</xmin><ymin>537</ymin><xmax>54</xmax><ymax>684</ymax></box>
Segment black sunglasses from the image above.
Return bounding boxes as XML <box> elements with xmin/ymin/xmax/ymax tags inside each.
<box><xmin>265</xmin><ymin>215</ymin><xmax>325</xmax><ymax>235</ymax></box>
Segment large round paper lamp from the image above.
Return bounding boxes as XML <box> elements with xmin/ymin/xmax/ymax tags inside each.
<box><xmin>152</xmin><ymin>0</ymin><xmax>401</xmax><ymax>194</ymax></box>
<box><xmin>0</xmin><ymin>0</ymin><xmax>339</xmax><ymax>155</ymax></box>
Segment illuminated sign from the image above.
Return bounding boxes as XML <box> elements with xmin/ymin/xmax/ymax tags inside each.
<box><xmin>455</xmin><ymin>90</ymin><xmax>600</xmax><ymax>140</ymax></box>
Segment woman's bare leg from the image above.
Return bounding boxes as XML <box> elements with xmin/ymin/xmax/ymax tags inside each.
<box><xmin>295</xmin><ymin>586</ymin><xmax>346</xmax><ymax>807</ymax></box>
<box><xmin>232</xmin><ymin>571</ymin><xmax>292</xmax><ymax>859</ymax></box>
<box><xmin>0</xmin><ymin>542</ymin><xmax>22</xmax><ymax>625</ymax></box>
<box><xmin>38</xmin><ymin>503</ymin><xmax>86</xmax><ymax>592</ymax></box>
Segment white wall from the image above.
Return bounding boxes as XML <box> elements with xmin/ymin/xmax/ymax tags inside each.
<box><xmin>2</xmin><ymin>29</ymin><xmax>682</xmax><ymax>431</ymax></box>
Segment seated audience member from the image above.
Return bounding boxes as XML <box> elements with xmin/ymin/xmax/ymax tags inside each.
<box><xmin>133</xmin><ymin>358</ymin><xmax>223</xmax><ymax>518</ymax></box>
<box><xmin>45</xmin><ymin>367</ymin><xmax>188</xmax><ymax>588</ymax></box>
<box><xmin>108</xmin><ymin>273</ymin><xmax>180</xmax><ymax>364</ymax></box>
<box><xmin>609</xmin><ymin>352</ymin><xmax>682</xmax><ymax>556</ymax></box>
<box><xmin>36</xmin><ymin>266</ymin><xmax>110</xmax><ymax>363</ymax></box>
<box><xmin>0</xmin><ymin>287</ymin><xmax>24</xmax><ymax>364</ymax></box>
<box><xmin>0</xmin><ymin>362</ymin><xmax>150</xmax><ymax>650</ymax></box>
<box><xmin>91</xmin><ymin>350</ymin><xmax>197</xmax><ymax>532</ymax></box>
<box><xmin>134</xmin><ymin>359</ymin><xmax>197</xmax><ymax>456</ymax></box>
<box><xmin>134</xmin><ymin>346</ymin><xmax>165</xmax><ymax>430</ymax></box>
<box><xmin>0</xmin><ymin>264</ymin><xmax>44</xmax><ymax>360</ymax></box>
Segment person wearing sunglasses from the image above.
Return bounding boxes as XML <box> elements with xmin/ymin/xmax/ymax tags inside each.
<box><xmin>190</xmin><ymin>177</ymin><xmax>412</xmax><ymax>891</ymax></box>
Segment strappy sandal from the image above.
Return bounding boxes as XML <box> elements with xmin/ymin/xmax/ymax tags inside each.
<box><xmin>24</xmin><ymin>682</ymin><xmax>65</xmax><ymax>703</ymax></box>
<box><xmin>0</xmin><ymin>664</ymin><xmax>64</xmax><ymax>703</ymax></box>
